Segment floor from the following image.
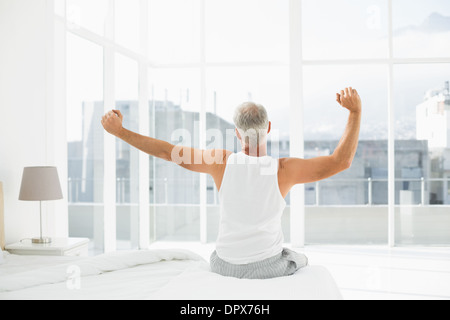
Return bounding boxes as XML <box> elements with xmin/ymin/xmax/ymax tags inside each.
<box><xmin>148</xmin><ymin>242</ymin><xmax>450</xmax><ymax>300</ymax></box>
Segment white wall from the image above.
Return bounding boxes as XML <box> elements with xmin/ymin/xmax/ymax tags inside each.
<box><xmin>0</xmin><ymin>0</ymin><xmax>68</xmax><ymax>244</ymax></box>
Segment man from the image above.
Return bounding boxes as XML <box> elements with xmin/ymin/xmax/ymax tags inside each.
<box><xmin>102</xmin><ymin>87</ymin><xmax>362</xmax><ymax>279</ymax></box>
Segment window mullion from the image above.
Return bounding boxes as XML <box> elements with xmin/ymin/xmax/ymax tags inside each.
<box><xmin>103</xmin><ymin>0</ymin><xmax>117</xmax><ymax>253</ymax></box>
<box><xmin>137</xmin><ymin>0</ymin><xmax>150</xmax><ymax>249</ymax></box>
<box><xmin>199</xmin><ymin>0</ymin><xmax>207</xmax><ymax>244</ymax></box>
<box><xmin>289</xmin><ymin>0</ymin><xmax>305</xmax><ymax>248</ymax></box>
<box><xmin>388</xmin><ymin>0</ymin><xmax>396</xmax><ymax>247</ymax></box>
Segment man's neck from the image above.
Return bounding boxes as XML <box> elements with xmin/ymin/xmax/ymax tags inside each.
<box><xmin>242</xmin><ymin>144</ymin><xmax>268</xmax><ymax>157</ymax></box>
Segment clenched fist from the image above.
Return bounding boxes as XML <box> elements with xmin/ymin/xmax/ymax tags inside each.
<box><xmin>101</xmin><ymin>110</ymin><xmax>124</xmax><ymax>136</ymax></box>
<box><xmin>336</xmin><ymin>87</ymin><xmax>362</xmax><ymax>114</ymax></box>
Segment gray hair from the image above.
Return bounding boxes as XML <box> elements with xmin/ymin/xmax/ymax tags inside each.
<box><xmin>233</xmin><ymin>102</ymin><xmax>269</xmax><ymax>148</ymax></box>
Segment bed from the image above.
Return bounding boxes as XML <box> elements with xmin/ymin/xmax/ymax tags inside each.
<box><xmin>0</xmin><ymin>181</ymin><xmax>343</xmax><ymax>300</ymax></box>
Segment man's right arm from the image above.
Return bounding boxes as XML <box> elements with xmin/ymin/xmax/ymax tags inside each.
<box><xmin>278</xmin><ymin>88</ymin><xmax>362</xmax><ymax>197</ymax></box>
<box><xmin>101</xmin><ymin>109</ymin><xmax>230</xmax><ymax>189</ymax></box>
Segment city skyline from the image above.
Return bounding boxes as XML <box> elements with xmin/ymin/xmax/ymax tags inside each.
<box><xmin>68</xmin><ymin>84</ymin><xmax>450</xmax><ymax>206</ymax></box>
<box><xmin>68</xmin><ymin>79</ymin><xmax>450</xmax><ymax>145</ymax></box>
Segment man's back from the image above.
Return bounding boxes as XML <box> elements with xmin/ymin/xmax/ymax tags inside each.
<box><xmin>216</xmin><ymin>152</ymin><xmax>286</xmax><ymax>265</ymax></box>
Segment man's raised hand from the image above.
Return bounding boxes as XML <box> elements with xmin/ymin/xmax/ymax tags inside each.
<box><xmin>336</xmin><ymin>87</ymin><xmax>362</xmax><ymax>114</ymax></box>
<box><xmin>101</xmin><ymin>110</ymin><xmax>124</xmax><ymax>136</ymax></box>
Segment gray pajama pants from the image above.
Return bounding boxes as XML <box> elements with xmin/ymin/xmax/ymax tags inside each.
<box><xmin>210</xmin><ymin>248</ymin><xmax>308</xmax><ymax>280</ymax></box>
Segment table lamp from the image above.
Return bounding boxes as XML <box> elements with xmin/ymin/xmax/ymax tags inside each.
<box><xmin>19</xmin><ymin>167</ymin><xmax>63</xmax><ymax>244</ymax></box>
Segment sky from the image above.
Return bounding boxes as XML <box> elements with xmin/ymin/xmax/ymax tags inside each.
<box><xmin>66</xmin><ymin>0</ymin><xmax>450</xmax><ymax>142</ymax></box>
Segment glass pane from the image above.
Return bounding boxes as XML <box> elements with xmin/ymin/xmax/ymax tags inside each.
<box><xmin>55</xmin><ymin>0</ymin><xmax>65</xmax><ymax>17</ymax></box>
<box><xmin>148</xmin><ymin>0</ymin><xmax>201</xmax><ymax>64</ymax></box>
<box><xmin>67</xmin><ymin>33</ymin><xmax>104</xmax><ymax>253</ymax></box>
<box><xmin>206</xmin><ymin>66</ymin><xmax>290</xmax><ymax>141</ymax></box>
<box><xmin>115</xmin><ymin>53</ymin><xmax>139</xmax><ymax>250</ymax></box>
<box><xmin>304</xmin><ymin>65</ymin><xmax>388</xmax><ymax>142</ymax></box>
<box><xmin>117</xmin><ymin>206</ymin><xmax>139</xmax><ymax>249</ymax></box>
<box><xmin>67</xmin><ymin>0</ymin><xmax>110</xmax><ymax>36</ymax></box>
<box><xmin>303</xmin><ymin>65</ymin><xmax>389</xmax><ymax>244</ymax></box>
<box><xmin>302</xmin><ymin>0</ymin><xmax>389</xmax><ymax>60</ymax></box>
<box><xmin>394</xmin><ymin>64</ymin><xmax>450</xmax><ymax>245</ymax></box>
<box><xmin>152</xmin><ymin>206</ymin><xmax>200</xmax><ymax>241</ymax></box>
<box><xmin>148</xmin><ymin>69</ymin><xmax>202</xmax><ymax>242</ymax></box>
<box><xmin>395</xmin><ymin>207</ymin><xmax>450</xmax><ymax>245</ymax></box>
<box><xmin>205</xmin><ymin>66</ymin><xmax>291</xmax><ymax>242</ymax></box>
<box><xmin>206</xmin><ymin>0</ymin><xmax>289</xmax><ymax>63</ymax></box>
<box><xmin>306</xmin><ymin>207</ymin><xmax>388</xmax><ymax>245</ymax></box>
<box><xmin>393</xmin><ymin>0</ymin><xmax>450</xmax><ymax>58</ymax></box>
<box><xmin>68</xmin><ymin>204</ymin><xmax>104</xmax><ymax>255</ymax></box>
<box><xmin>115</xmin><ymin>0</ymin><xmax>140</xmax><ymax>53</ymax></box>
<box><xmin>149</xmin><ymin>68</ymin><xmax>201</xmax><ymax>205</ymax></box>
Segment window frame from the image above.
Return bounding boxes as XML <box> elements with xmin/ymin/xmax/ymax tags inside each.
<box><xmin>58</xmin><ymin>0</ymin><xmax>450</xmax><ymax>252</ymax></box>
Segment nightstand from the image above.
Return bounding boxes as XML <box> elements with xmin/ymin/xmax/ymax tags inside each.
<box><xmin>6</xmin><ymin>238</ymin><xmax>89</xmax><ymax>257</ymax></box>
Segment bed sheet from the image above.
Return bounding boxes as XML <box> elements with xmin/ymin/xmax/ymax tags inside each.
<box><xmin>0</xmin><ymin>249</ymin><xmax>204</xmax><ymax>300</ymax></box>
<box><xmin>150</xmin><ymin>265</ymin><xmax>343</xmax><ymax>300</ymax></box>
<box><xmin>0</xmin><ymin>249</ymin><xmax>342</xmax><ymax>300</ymax></box>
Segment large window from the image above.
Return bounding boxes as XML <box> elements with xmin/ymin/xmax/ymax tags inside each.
<box><xmin>66</xmin><ymin>0</ymin><xmax>109</xmax><ymax>36</ymax></box>
<box><xmin>63</xmin><ymin>0</ymin><xmax>450</xmax><ymax>253</ymax></box>
<box><xmin>205</xmin><ymin>0</ymin><xmax>289</xmax><ymax>63</ymax></box>
<box><xmin>392</xmin><ymin>0</ymin><xmax>450</xmax><ymax>246</ymax></box>
<box><xmin>67</xmin><ymin>33</ymin><xmax>105</xmax><ymax>253</ymax></box>
<box><xmin>302</xmin><ymin>0</ymin><xmax>389</xmax><ymax>60</ymax></box>
<box><xmin>149</xmin><ymin>68</ymin><xmax>202</xmax><ymax>241</ymax></box>
<box><xmin>115</xmin><ymin>53</ymin><xmax>140</xmax><ymax>250</ymax></box>
<box><xmin>302</xmin><ymin>0</ymin><xmax>389</xmax><ymax>245</ymax></box>
<box><xmin>393</xmin><ymin>0</ymin><xmax>450</xmax><ymax>58</ymax></box>
<box><xmin>303</xmin><ymin>65</ymin><xmax>389</xmax><ymax>244</ymax></box>
<box><xmin>148</xmin><ymin>0</ymin><xmax>201</xmax><ymax>64</ymax></box>
<box><xmin>115</xmin><ymin>0</ymin><xmax>140</xmax><ymax>53</ymax></box>
<box><xmin>394</xmin><ymin>64</ymin><xmax>450</xmax><ymax>245</ymax></box>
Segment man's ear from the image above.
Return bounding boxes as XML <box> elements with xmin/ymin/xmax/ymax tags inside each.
<box><xmin>267</xmin><ymin>122</ymin><xmax>272</xmax><ymax>134</ymax></box>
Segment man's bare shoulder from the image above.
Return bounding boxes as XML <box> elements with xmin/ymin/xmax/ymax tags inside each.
<box><xmin>208</xmin><ymin>149</ymin><xmax>233</xmax><ymax>165</ymax></box>
<box><xmin>278</xmin><ymin>157</ymin><xmax>288</xmax><ymax>168</ymax></box>
<box><xmin>278</xmin><ymin>157</ymin><xmax>303</xmax><ymax>169</ymax></box>
<box><xmin>278</xmin><ymin>157</ymin><xmax>310</xmax><ymax>178</ymax></box>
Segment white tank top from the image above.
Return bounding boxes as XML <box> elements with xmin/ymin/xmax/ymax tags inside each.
<box><xmin>216</xmin><ymin>152</ymin><xmax>286</xmax><ymax>264</ymax></box>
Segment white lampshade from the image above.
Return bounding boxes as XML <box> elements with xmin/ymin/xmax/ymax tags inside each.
<box><xmin>19</xmin><ymin>167</ymin><xmax>63</xmax><ymax>201</ymax></box>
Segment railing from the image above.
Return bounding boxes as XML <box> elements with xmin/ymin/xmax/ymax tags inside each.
<box><xmin>306</xmin><ymin>178</ymin><xmax>385</xmax><ymax>206</ymax></box>
<box><xmin>68</xmin><ymin>177</ymin><xmax>450</xmax><ymax>206</ymax></box>
<box><xmin>306</xmin><ymin>177</ymin><xmax>450</xmax><ymax>206</ymax></box>
<box><xmin>68</xmin><ymin>177</ymin><xmax>204</xmax><ymax>204</ymax></box>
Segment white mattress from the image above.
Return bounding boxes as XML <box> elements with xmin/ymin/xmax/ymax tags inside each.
<box><xmin>0</xmin><ymin>249</ymin><xmax>342</xmax><ymax>300</ymax></box>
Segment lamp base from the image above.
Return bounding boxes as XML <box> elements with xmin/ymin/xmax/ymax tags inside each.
<box><xmin>32</xmin><ymin>237</ymin><xmax>52</xmax><ymax>244</ymax></box>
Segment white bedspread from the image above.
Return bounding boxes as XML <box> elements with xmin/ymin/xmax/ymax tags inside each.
<box><xmin>150</xmin><ymin>266</ymin><xmax>342</xmax><ymax>300</ymax></box>
<box><xmin>0</xmin><ymin>249</ymin><xmax>342</xmax><ymax>300</ymax></box>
